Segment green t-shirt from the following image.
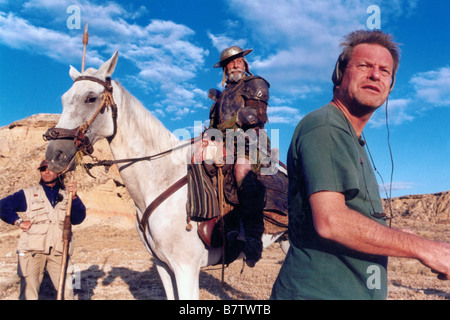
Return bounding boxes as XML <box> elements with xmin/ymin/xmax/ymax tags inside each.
<box><xmin>271</xmin><ymin>104</ymin><xmax>388</xmax><ymax>300</ymax></box>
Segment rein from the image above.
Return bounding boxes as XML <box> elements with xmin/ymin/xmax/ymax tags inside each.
<box><xmin>84</xmin><ymin>137</ymin><xmax>198</xmax><ymax>173</ymax></box>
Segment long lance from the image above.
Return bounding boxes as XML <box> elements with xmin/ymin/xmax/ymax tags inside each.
<box><xmin>56</xmin><ymin>172</ymin><xmax>74</xmax><ymax>300</ymax></box>
<box><xmin>56</xmin><ymin>23</ymin><xmax>88</xmax><ymax>299</ymax></box>
<box><xmin>56</xmin><ymin>151</ymin><xmax>83</xmax><ymax>299</ymax></box>
<box><xmin>81</xmin><ymin>22</ymin><xmax>88</xmax><ymax>73</ymax></box>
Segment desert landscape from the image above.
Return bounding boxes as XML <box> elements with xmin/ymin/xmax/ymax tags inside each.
<box><xmin>0</xmin><ymin>114</ymin><xmax>449</xmax><ymax>300</ymax></box>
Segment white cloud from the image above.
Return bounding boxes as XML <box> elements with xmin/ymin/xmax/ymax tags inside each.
<box><xmin>379</xmin><ymin>181</ymin><xmax>415</xmax><ymax>194</ymax></box>
<box><xmin>207</xmin><ymin>32</ymin><xmax>247</xmax><ymax>53</ymax></box>
<box><xmin>0</xmin><ymin>12</ymin><xmax>103</xmax><ymax>65</ymax></box>
<box><xmin>410</xmin><ymin>67</ymin><xmax>450</xmax><ymax>107</ymax></box>
<box><xmin>369</xmin><ymin>98</ymin><xmax>414</xmax><ymax>127</ymax></box>
<box><xmin>268</xmin><ymin>106</ymin><xmax>303</xmax><ymax>124</ymax></box>
<box><xmin>369</xmin><ymin>66</ymin><xmax>450</xmax><ymax>128</ymax></box>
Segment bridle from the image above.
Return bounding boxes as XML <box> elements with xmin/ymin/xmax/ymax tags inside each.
<box><xmin>43</xmin><ymin>76</ymin><xmax>118</xmax><ymax>155</ymax></box>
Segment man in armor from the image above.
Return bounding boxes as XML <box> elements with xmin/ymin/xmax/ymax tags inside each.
<box><xmin>208</xmin><ymin>46</ymin><xmax>270</xmax><ymax>267</ymax></box>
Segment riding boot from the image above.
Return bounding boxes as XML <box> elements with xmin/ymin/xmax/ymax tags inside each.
<box><xmin>236</xmin><ymin>171</ymin><xmax>265</xmax><ymax>267</ymax></box>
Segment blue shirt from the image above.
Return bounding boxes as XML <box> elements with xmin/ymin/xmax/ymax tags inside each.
<box><xmin>0</xmin><ymin>182</ymin><xmax>86</xmax><ymax>225</ymax></box>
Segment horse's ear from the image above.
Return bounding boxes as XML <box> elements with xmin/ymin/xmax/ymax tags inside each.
<box><xmin>97</xmin><ymin>51</ymin><xmax>119</xmax><ymax>79</ymax></box>
<box><xmin>69</xmin><ymin>65</ymin><xmax>81</xmax><ymax>80</ymax></box>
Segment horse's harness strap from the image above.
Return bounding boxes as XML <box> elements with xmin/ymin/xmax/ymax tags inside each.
<box><xmin>43</xmin><ymin>76</ymin><xmax>118</xmax><ymax>154</ymax></box>
<box><xmin>137</xmin><ymin>175</ymin><xmax>188</xmax><ymax>235</ymax></box>
<box><xmin>43</xmin><ymin>128</ymin><xmax>78</xmax><ymax>140</ymax></box>
<box><xmin>73</xmin><ymin>76</ymin><xmax>113</xmax><ymax>91</ymax></box>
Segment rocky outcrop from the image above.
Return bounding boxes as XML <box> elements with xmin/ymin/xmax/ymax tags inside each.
<box><xmin>0</xmin><ymin>114</ymin><xmax>135</xmax><ymax>224</ymax></box>
<box><xmin>383</xmin><ymin>192</ymin><xmax>450</xmax><ymax>223</ymax></box>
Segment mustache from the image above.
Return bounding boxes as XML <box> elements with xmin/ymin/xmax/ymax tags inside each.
<box><xmin>228</xmin><ymin>68</ymin><xmax>245</xmax><ymax>73</ymax></box>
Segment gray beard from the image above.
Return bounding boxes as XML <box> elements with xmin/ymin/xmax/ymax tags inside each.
<box><xmin>227</xmin><ymin>70</ymin><xmax>245</xmax><ymax>83</ymax></box>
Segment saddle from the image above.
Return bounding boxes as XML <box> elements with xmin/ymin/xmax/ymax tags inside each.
<box><xmin>186</xmin><ymin>158</ymin><xmax>289</xmax><ymax>263</ymax></box>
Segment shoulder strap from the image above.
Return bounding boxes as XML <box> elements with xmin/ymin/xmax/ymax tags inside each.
<box><xmin>137</xmin><ymin>175</ymin><xmax>188</xmax><ymax>235</ymax></box>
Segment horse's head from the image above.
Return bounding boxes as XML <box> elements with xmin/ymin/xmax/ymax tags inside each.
<box><xmin>45</xmin><ymin>51</ymin><xmax>119</xmax><ymax>173</ymax></box>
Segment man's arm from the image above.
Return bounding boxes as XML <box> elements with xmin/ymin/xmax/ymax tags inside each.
<box><xmin>309</xmin><ymin>191</ymin><xmax>450</xmax><ymax>280</ymax></box>
<box><xmin>237</xmin><ymin>76</ymin><xmax>270</xmax><ymax>128</ymax></box>
<box><xmin>0</xmin><ymin>190</ymin><xmax>27</xmax><ymax>225</ymax></box>
<box><xmin>70</xmin><ymin>196</ymin><xmax>86</xmax><ymax>225</ymax></box>
<box><xmin>66</xmin><ymin>181</ymin><xmax>86</xmax><ymax>225</ymax></box>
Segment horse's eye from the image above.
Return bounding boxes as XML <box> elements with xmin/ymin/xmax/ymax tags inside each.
<box><xmin>85</xmin><ymin>96</ymin><xmax>97</xmax><ymax>104</ymax></box>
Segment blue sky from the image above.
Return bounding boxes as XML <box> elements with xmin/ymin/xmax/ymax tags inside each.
<box><xmin>0</xmin><ymin>0</ymin><xmax>449</xmax><ymax>197</ymax></box>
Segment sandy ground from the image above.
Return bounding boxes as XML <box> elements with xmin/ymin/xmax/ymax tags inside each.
<box><xmin>0</xmin><ymin>214</ymin><xmax>448</xmax><ymax>300</ymax></box>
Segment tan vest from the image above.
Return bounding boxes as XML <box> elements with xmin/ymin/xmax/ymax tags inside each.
<box><xmin>17</xmin><ymin>185</ymin><xmax>73</xmax><ymax>255</ymax></box>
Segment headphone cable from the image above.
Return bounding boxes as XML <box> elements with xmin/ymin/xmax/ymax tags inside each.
<box><xmin>362</xmin><ymin>98</ymin><xmax>395</xmax><ymax>227</ymax></box>
<box><xmin>385</xmin><ymin>98</ymin><xmax>394</xmax><ymax>227</ymax></box>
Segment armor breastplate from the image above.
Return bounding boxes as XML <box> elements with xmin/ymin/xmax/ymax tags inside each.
<box><xmin>218</xmin><ymin>80</ymin><xmax>245</xmax><ymax>124</ymax></box>
<box><xmin>214</xmin><ymin>75</ymin><xmax>270</xmax><ymax>125</ymax></box>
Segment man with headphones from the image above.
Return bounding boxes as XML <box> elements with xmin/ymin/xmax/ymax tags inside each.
<box><xmin>271</xmin><ymin>30</ymin><xmax>450</xmax><ymax>300</ymax></box>
<box><xmin>0</xmin><ymin>159</ymin><xmax>86</xmax><ymax>299</ymax></box>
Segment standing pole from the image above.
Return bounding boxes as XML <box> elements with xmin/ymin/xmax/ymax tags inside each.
<box><xmin>57</xmin><ymin>173</ymin><xmax>74</xmax><ymax>300</ymax></box>
<box><xmin>81</xmin><ymin>22</ymin><xmax>88</xmax><ymax>73</ymax></box>
<box><xmin>57</xmin><ymin>22</ymin><xmax>88</xmax><ymax>298</ymax></box>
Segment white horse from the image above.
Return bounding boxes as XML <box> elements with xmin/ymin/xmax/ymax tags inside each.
<box><xmin>45</xmin><ymin>51</ymin><xmax>287</xmax><ymax>299</ymax></box>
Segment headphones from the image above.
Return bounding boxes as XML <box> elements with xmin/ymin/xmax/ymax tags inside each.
<box><xmin>332</xmin><ymin>52</ymin><xmax>396</xmax><ymax>93</ymax></box>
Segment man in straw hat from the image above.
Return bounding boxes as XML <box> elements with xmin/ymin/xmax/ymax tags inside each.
<box><xmin>0</xmin><ymin>159</ymin><xmax>86</xmax><ymax>299</ymax></box>
<box><xmin>208</xmin><ymin>46</ymin><xmax>270</xmax><ymax>267</ymax></box>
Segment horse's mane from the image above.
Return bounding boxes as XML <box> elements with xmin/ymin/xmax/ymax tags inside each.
<box><xmin>115</xmin><ymin>81</ymin><xmax>180</xmax><ymax>153</ymax></box>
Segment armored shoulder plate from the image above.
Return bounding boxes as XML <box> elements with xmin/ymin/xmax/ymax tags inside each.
<box><xmin>242</xmin><ymin>76</ymin><xmax>270</xmax><ymax>103</ymax></box>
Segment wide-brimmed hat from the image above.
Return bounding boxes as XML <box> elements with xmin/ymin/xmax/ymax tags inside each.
<box><xmin>213</xmin><ymin>46</ymin><xmax>253</xmax><ymax>68</ymax></box>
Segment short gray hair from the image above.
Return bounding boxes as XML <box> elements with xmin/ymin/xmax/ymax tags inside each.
<box><xmin>332</xmin><ymin>30</ymin><xmax>400</xmax><ymax>90</ymax></box>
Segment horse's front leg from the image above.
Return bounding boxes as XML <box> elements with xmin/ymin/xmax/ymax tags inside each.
<box><xmin>154</xmin><ymin>258</ymin><xmax>177</xmax><ymax>300</ymax></box>
<box><xmin>134</xmin><ymin>210</ymin><xmax>177</xmax><ymax>299</ymax></box>
<box><xmin>172</xmin><ymin>263</ymin><xmax>200</xmax><ymax>300</ymax></box>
